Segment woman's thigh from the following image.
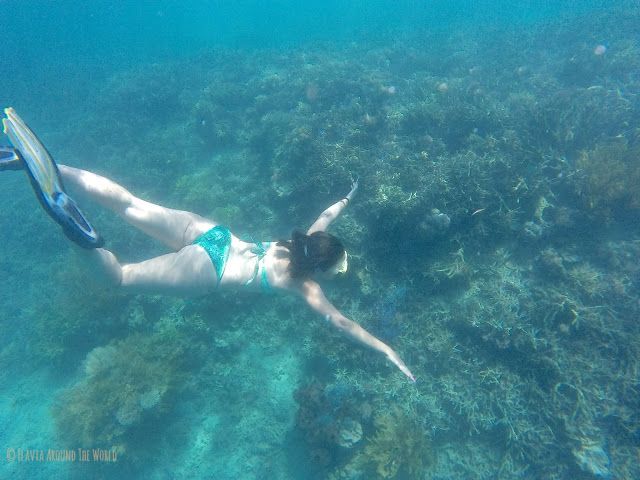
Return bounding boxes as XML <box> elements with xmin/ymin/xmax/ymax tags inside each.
<box><xmin>120</xmin><ymin>245</ymin><xmax>217</xmax><ymax>296</ymax></box>
<box><xmin>124</xmin><ymin>197</ymin><xmax>215</xmax><ymax>250</ymax></box>
<box><xmin>59</xmin><ymin>165</ymin><xmax>215</xmax><ymax>250</ymax></box>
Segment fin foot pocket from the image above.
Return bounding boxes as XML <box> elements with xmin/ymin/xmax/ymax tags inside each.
<box><xmin>0</xmin><ymin>147</ymin><xmax>23</xmax><ymax>170</ymax></box>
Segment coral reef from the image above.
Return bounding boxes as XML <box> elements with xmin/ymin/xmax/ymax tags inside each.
<box><xmin>52</xmin><ymin>330</ymin><xmax>186</xmax><ymax>458</ymax></box>
<box><xmin>370</xmin><ymin>284</ymin><xmax>407</xmax><ymax>342</ymax></box>
<box><xmin>27</xmin><ymin>255</ymin><xmax>131</xmax><ymax>368</ymax></box>
<box><xmin>576</xmin><ymin>139</ymin><xmax>640</xmax><ymax>218</ymax></box>
<box><xmin>293</xmin><ymin>380</ymin><xmax>367</xmax><ymax>470</ymax></box>
<box><xmin>294</xmin><ymin>379</ymin><xmax>434</xmax><ymax>480</ymax></box>
<box><xmin>330</xmin><ymin>409</ymin><xmax>434</xmax><ymax>480</ymax></box>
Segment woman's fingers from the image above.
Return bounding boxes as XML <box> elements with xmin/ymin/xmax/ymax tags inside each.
<box><xmin>387</xmin><ymin>350</ymin><xmax>415</xmax><ymax>382</ymax></box>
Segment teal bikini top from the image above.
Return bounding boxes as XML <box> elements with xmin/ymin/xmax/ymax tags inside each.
<box><xmin>244</xmin><ymin>241</ymin><xmax>272</xmax><ymax>293</ymax></box>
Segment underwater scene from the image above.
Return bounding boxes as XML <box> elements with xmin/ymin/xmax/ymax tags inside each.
<box><xmin>1</xmin><ymin>1</ymin><xmax>639</xmax><ymax>479</ymax></box>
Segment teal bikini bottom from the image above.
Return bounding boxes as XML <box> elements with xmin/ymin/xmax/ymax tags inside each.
<box><xmin>192</xmin><ymin>225</ymin><xmax>232</xmax><ymax>286</ymax></box>
<box><xmin>193</xmin><ymin>225</ymin><xmax>272</xmax><ymax>292</ymax></box>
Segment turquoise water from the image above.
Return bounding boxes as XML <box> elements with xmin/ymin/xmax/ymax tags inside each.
<box><xmin>1</xmin><ymin>1</ymin><xmax>639</xmax><ymax>479</ymax></box>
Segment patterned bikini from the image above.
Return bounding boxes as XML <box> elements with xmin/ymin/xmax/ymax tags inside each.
<box><xmin>192</xmin><ymin>225</ymin><xmax>271</xmax><ymax>291</ymax></box>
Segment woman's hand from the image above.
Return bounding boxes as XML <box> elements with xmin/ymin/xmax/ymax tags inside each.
<box><xmin>386</xmin><ymin>348</ymin><xmax>416</xmax><ymax>382</ymax></box>
<box><xmin>345</xmin><ymin>175</ymin><xmax>359</xmax><ymax>202</ymax></box>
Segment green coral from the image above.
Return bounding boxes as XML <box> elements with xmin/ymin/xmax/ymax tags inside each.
<box><xmin>52</xmin><ymin>331</ymin><xmax>185</xmax><ymax>456</ymax></box>
<box><xmin>576</xmin><ymin>140</ymin><xmax>640</xmax><ymax>217</ymax></box>
<box><xmin>331</xmin><ymin>409</ymin><xmax>434</xmax><ymax>479</ymax></box>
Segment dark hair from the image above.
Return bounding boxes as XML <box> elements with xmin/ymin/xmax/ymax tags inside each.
<box><xmin>277</xmin><ymin>230</ymin><xmax>345</xmax><ymax>279</ymax></box>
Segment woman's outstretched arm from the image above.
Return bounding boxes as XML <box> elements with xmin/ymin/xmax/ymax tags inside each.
<box><xmin>307</xmin><ymin>177</ymin><xmax>358</xmax><ymax>234</ymax></box>
<box><xmin>298</xmin><ymin>279</ymin><xmax>415</xmax><ymax>382</ymax></box>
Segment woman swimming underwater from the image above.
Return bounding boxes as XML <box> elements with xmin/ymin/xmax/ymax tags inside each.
<box><xmin>1</xmin><ymin>107</ymin><xmax>414</xmax><ymax>382</ymax></box>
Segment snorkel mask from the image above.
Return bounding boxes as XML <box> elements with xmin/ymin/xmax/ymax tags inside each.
<box><xmin>328</xmin><ymin>251</ymin><xmax>348</xmax><ymax>275</ymax></box>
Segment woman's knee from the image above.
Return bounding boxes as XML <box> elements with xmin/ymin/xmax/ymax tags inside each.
<box><xmin>78</xmin><ymin>248</ymin><xmax>123</xmax><ymax>288</ymax></box>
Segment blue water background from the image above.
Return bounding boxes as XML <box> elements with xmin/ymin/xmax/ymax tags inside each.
<box><xmin>1</xmin><ymin>1</ymin><xmax>614</xmax><ymax>85</ymax></box>
<box><xmin>0</xmin><ymin>0</ymin><xmax>618</xmax><ymax>141</ymax></box>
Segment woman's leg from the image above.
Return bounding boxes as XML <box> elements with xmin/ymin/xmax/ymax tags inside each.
<box><xmin>78</xmin><ymin>244</ymin><xmax>217</xmax><ymax>296</ymax></box>
<box><xmin>59</xmin><ymin>165</ymin><xmax>214</xmax><ymax>250</ymax></box>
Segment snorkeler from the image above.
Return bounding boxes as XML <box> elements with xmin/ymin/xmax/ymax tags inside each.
<box><xmin>1</xmin><ymin>107</ymin><xmax>415</xmax><ymax>382</ymax></box>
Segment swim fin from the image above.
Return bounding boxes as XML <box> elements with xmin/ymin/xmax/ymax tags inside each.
<box><xmin>0</xmin><ymin>146</ymin><xmax>23</xmax><ymax>170</ymax></box>
<box><xmin>2</xmin><ymin>108</ymin><xmax>104</xmax><ymax>248</ymax></box>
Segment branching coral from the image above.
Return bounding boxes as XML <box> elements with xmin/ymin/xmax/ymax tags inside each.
<box><xmin>330</xmin><ymin>409</ymin><xmax>434</xmax><ymax>480</ymax></box>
